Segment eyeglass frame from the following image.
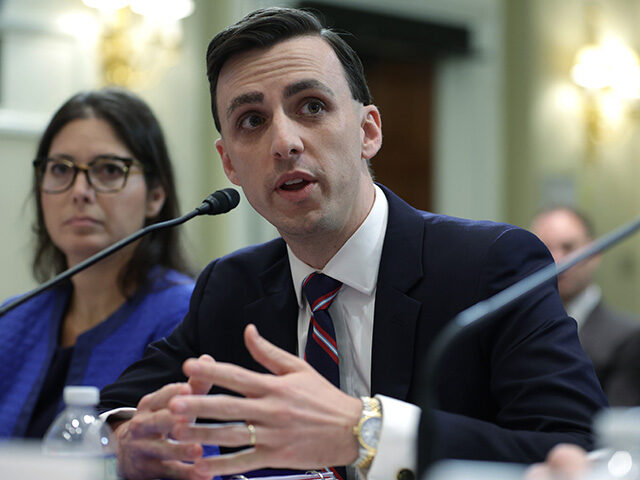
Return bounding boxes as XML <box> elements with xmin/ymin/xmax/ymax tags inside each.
<box><xmin>32</xmin><ymin>155</ymin><xmax>145</xmax><ymax>194</ymax></box>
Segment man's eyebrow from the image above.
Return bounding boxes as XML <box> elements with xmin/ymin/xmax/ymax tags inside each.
<box><xmin>226</xmin><ymin>92</ymin><xmax>264</xmax><ymax>118</ymax></box>
<box><xmin>284</xmin><ymin>79</ymin><xmax>335</xmax><ymax>99</ymax></box>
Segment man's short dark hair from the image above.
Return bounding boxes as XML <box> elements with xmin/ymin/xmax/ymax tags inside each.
<box><xmin>205</xmin><ymin>7</ymin><xmax>372</xmax><ymax>132</ymax></box>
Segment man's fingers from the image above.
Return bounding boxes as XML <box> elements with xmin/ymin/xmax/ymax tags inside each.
<box><xmin>125</xmin><ymin>457</ymin><xmax>209</xmax><ymax>480</ymax></box>
<box><xmin>546</xmin><ymin>444</ymin><xmax>590</xmax><ymax>479</ymax></box>
<box><xmin>193</xmin><ymin>448</ymin><xmax>268</xmax><ymax>478</ymax></box>
<box><xmin>525</xmin><ymin>444</ymin><xmax>590</xmax><ymax>480</ymax></box>
<box><xmin>128</xmin><ymin>437</ymin><xmax>203</xmax><ymax>463</ymax></box>
<box><xmin>157</xmin><ymin>460</ymin><xmax>211</xmax><ymax>480</ymax></box>
<box><xmin>182</xmin><ymin>326</ymin><xmax>308</xmax><ymax>398</ymax></box>
<box><xmin>188</xmin><ymin>354</ymin><xmax>216</xmax><ymax>395</ymax></box>
<box><xmin>129</xmin><ymin>409</ymin><xmax>188</xmax><ymax>438</ymax></box>
<box><xmin>158</xmin><ymin>460</ymin><xmax>211</xmax><ymax>480</ymax></box>
<box><xmin>523</xmin><ymin>463</ymin><xmax>549</xmax><ymax>480</ymax></box>
<box><xmin>244</xmin><ymin>324</ymin><xmax>307</xmax><ymax>376</ymax></box>
<box><xmin>169</xmin><ymin>394</ymin><xmax>268</xmax><ymax>423</ymax></box>
<box><xmin>173</xmin><ymin>422</ymin><xmax>258</xmax><ymax>448</ymax></box>
<box><xmin>137</xmin><ymin>383</ymin><xmax>192</xmax><ymax>412</ymax></box>
<box><xmin>183</xmin><ymin>357</ymin><xmax>270</xmax><ymax>398</ymax></box>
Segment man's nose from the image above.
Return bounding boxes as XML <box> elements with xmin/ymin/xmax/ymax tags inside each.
<box><xmin>270</xmin><ymin>112</ymin><xmax>304</xmax><ymax>160</ymax></box>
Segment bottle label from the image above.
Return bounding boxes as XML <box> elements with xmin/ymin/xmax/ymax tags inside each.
<box><xmin>104</xmin><ymin>453</ymin><xmax>120</xmax><ymax>480</ymax></box>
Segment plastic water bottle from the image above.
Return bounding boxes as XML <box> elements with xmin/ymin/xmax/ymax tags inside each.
<box><xmin>42</xmin><ymin>386</ymin><xmax>119</xmax><ymax>479</ymax></box>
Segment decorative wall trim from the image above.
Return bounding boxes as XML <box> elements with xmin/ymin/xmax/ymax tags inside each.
<box><xmin>0</xmin><ymin>109</ymin><xmax>48</xmax><ymax>137</ymax></box>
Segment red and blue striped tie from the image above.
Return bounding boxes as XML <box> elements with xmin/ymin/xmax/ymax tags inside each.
<box><xmin>302</xmin><ymin>272</ymin><xmax>346</xmax><ymax>480</ymax></box>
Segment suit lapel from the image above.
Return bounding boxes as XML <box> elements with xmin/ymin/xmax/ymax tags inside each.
<box><xmin>238</xmin><ymin>187</ymin><xmax>426</xmax><ymax>400</ymax></box>
<box><xmin>371</xmin><ymin>185</ymin><xmax>424</xmax><ymax>400</ymax></box>
<box><xmin>243</xmin><ymin>248</ymin><xmax>299</xmax><ymax>359</ymax></box>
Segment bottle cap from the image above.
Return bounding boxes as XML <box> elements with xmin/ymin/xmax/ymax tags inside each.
<box><xmin>63</xmin><ymin>386</ymin><xmax>100</xmax><ymax>406</ymax></box>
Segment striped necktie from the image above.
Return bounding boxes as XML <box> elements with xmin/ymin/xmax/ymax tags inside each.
<box><xmin>302</xmin><ymin>272</ymin><xmax>346</xmax><ymax>480</ymax></box>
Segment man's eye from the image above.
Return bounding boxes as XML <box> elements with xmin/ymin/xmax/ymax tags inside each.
<box><xmin>301</xmin><ymin>101</ymin><xmax>325</xmax><ymax>115</ymax></box>
<box><xmin>239</xmin><ymin>114</ymin><xmax>264</xmax><ymax>130</ymax></box>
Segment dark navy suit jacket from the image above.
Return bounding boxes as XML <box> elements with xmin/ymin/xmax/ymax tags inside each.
<box><xmin>101</xmin><ymin>185</ymin><xmax>607</xmax><ymax>464</ymax></box>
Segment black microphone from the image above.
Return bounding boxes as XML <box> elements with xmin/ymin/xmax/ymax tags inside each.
<box><xmin>196</xmin><ymin>188</ymin><xmax>241</xmax><ymax>216</ymax></box>
<box><xmin>417</xmin><ymin>214</ymin><xmax>640</xmax><ymax>476</ymax></box>
<box><xmin>0</xmin><ymin>188</ymin><xmax>240</xmax><ymax>317</ymax></box>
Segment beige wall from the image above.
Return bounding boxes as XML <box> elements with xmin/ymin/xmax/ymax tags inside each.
<box><xmin>0</xmin><ymin>0</ymin><xmax>505</xmax><ymax>301</ymax></box>
<box><xmin>505</xmin><ymin>0</ymin><xmax>640</xmax><ymax>314</ymax></box>
<box><xmin>7</xmin><ymin>0</ymin><xmax>638</xmax><ymax>316</ymax></box>
<box><xmin>0</xmin><ymin>0</ymin><xmax>277</xmax><ymax>300</ymax></box>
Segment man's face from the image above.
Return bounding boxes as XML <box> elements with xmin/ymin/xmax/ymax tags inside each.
<box><xmin>531</xmin><ymin>209</ymin><xmax>599</xmax><ymax>303</ymax></box>
<box><xmin>214</xmin><ymin>35</ymin><xmax>381</xmax><ymax>245</ymax></box>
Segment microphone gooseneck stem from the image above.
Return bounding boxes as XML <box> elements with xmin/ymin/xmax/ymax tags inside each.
<box><xmin>0</xmin><ymin>188</ymin><xmax>240</xmax><ymax>317</ymax></box>
<box><xmin>417</xmin><ymin>213</ymin><xmax>640</xmax><ymax>473</ymax></box>
<box><xmin>0</xmin><ymin>212</ymin><xmax>197</xmax><ymax>317</ymax></box>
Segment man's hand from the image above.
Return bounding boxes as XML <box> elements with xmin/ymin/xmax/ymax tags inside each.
<box><xmin>114</xmin><ymin>355</ymin><xmax>217</xmax><ymax>480</ymax></box>
<box><xmin>525</xmin><ymin>444</ymin><xmax>590</xmax><ymax>480</ymax></box>
<box><xmin>170</xmin><ymin>324</ymin><xmax>363</xmax><ymax>478</ymax></box>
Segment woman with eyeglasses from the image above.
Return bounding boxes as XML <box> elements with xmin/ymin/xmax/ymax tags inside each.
<box><xmin>0</xmin><ymin>88</ymin><xmax>195</xmax><ymax>438</ymax></box>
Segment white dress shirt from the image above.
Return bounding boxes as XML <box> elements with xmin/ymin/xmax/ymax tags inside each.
<box><xmin>287</xmin><ymin>184</ymin><xmax>419</xmax><ymax>479</ymax></box>
<box><xmin>566</xmin><ymin>284</ymin><xmax>601</xmax><ymax>330</ymax></box>
<box><xmin>104</xmin><ymin>184</ymin><xmax>420</xmax><ymax>479</ymax></box>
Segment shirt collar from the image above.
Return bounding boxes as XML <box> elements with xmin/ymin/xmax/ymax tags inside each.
<box><xmin>288</xmin><ymin>184</ymin><xmax>389</xmax><ymax>308</ymax></box>
<box><xmin>566</xmin><ymin>283</ymin><xmax>601</xmax><ymax>328</ymax></box>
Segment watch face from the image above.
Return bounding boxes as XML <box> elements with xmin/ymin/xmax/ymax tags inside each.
<box><xmin>361</xmin><ymin>417</ymin><xmax>382</xmax><ymax>448</ymax></box>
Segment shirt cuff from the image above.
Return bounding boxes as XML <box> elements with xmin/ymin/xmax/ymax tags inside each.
<box><xmin>99</xmin><ymin>407</ymin><xmax>136</xmax><ymax>424</ymax></box>
<box><xmin>366</xmin><ymin>395</ymin><xmax>420</xmax><ymax>480</ymax></box>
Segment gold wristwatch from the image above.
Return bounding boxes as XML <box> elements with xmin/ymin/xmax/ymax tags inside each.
<box><xmin>352</xmin><ymin>396</ymin><xmax>382</xmax><ymax>472</ymax></box>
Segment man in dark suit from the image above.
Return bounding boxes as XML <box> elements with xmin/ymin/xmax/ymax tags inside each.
<box><xmin>531</xmin><ymin>206</ymin><xmax>639</xmax><ymax>404</ymax></box>
<box><xmin>100</xmin><ymin>7</ymin><xmax>607</xmax><ymax>480</ymax></box>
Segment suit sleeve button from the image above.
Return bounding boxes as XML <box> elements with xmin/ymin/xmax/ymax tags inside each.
<box><xmin>396</xmin><ymin>468</ymin><xmax>415</xmax><ymax>480</ymax></box>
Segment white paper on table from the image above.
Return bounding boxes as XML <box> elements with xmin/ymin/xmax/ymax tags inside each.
<box><xmin>229</xmin><ymin>472</ymin><xmax>336</xmax><ymax>480</ymax></box>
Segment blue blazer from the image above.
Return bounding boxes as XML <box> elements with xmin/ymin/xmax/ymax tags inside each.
<box><xmin>0</xmin><ymin>268</ymin><xmax>194</xmax><ymax>437</ymax></box>
<box><xmin>101</xmin><ymin>186</ymin><xmax>607</xmax><ymax>464</ymax></box>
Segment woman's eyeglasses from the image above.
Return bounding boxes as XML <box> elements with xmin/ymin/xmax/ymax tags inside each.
<box><xmin>33</xmin><ymin>155</ymin><xmax>144</xmax><ymax>194</ymax></box>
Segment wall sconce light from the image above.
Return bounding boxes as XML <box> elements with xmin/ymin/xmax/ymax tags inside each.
<box><xmin>81</xmin><ymin>0</ymin><xmax>195</xmax><ymax>88</ymax></box>
<box><xmin>570</xmin><ymin>40</ymin><xmax>640</xmax><ymax>162</ymax></box>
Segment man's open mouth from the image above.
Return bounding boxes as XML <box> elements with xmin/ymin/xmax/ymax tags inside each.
<box><xmin>280</xmin><ymin>178</ymin><xmax>311</xmax><ymax>191</ymax></box>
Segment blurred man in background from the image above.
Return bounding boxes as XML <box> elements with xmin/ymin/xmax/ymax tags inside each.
<box><xmin>531</xmin><ymin>206</ymin><xmax>639</xmax><ymax>404</ymax></box>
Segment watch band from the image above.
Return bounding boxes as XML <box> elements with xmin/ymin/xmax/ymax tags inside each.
<box><xmin>352</xmin><ymin>396</ymin><xmax>382</xmax><ymax>472</ymax></box>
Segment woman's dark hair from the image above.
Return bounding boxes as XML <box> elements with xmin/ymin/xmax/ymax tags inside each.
<box><xmin>206</xmin><ymin>7</ymin><xmax>372</xmax><ymax>132</ymax></box>
<box><xmin>32</xmin><ymin>88</ymin><xmax>190</xmax><ymax>295</ymax></box>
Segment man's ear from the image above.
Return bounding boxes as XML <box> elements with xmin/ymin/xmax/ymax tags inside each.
<box><xmin>216</xmin><ymin>138</ymin><xmax>240</xmax><ymax>186</ymax></box>
<box><xmin>145</xmin><ymin>185</ymin><xmax>166</xmax><ymax>219</ymax></box>
<box><xmin>361</xmin><ymin>105</ymin><xmax>382</xmax><ymax>161</ymax></box>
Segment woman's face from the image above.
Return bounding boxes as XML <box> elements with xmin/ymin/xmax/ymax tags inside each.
<box><xmin>41</xmin><ymin>117</ymin><xmax>165</xmax><ymax>267</ymax></box>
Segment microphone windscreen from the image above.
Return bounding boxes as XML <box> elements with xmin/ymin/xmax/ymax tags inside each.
<box><xmin>218</xmin><ymin>188</ymin><xmax>240</xmax><ymax>212</ymax></box>
<box><xmin>199</xmin><ymin>188</ymin><xmax>241</xmax><ymax>215</ymax></box>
